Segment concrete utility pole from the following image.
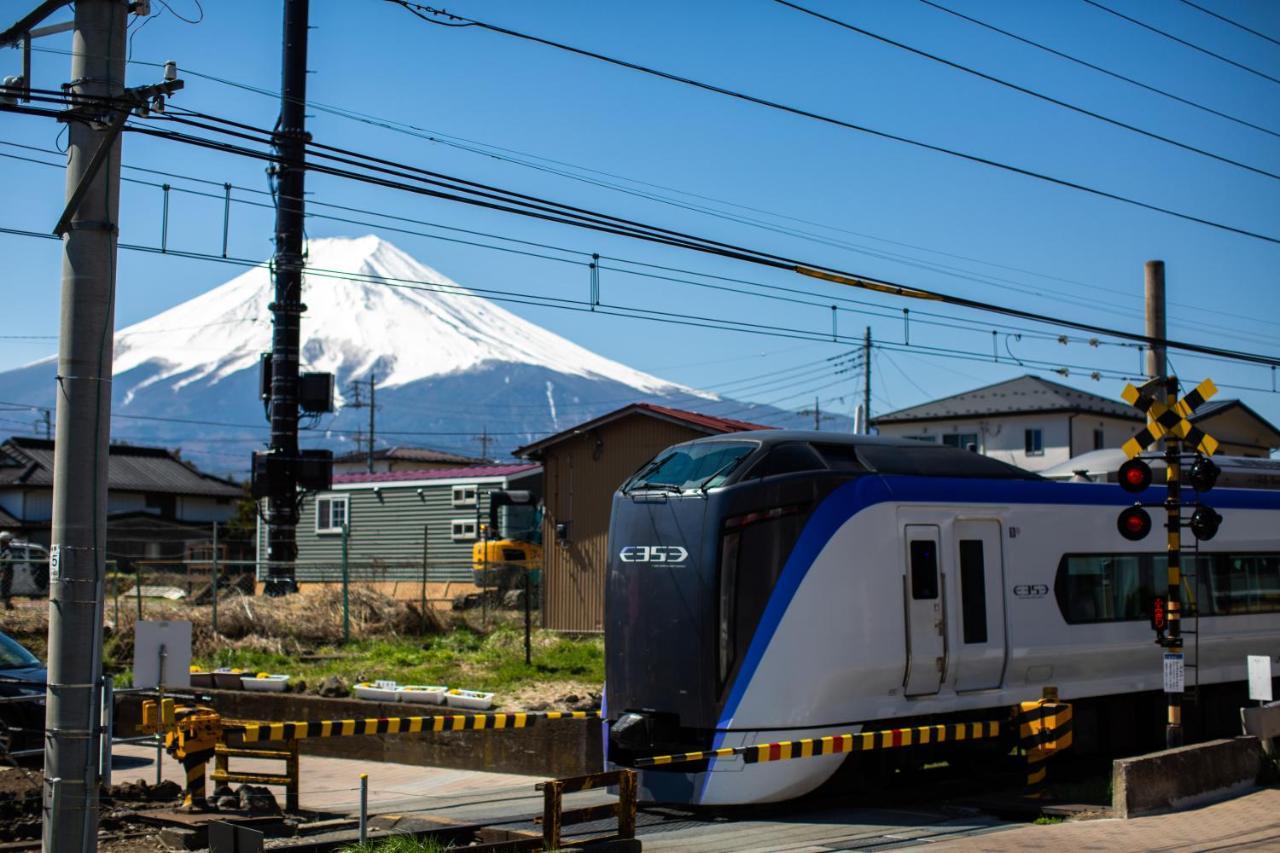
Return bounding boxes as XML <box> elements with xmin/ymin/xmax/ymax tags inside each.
<box><xmin>43</xmin><ymin>1</ymin><xmax>126</xmax><ymax>847</ymax></box>
<box><xmin>1146</xmin><ymin>259</ymin><xmax>1184</xmax><ymax>749</ymax></box>
<box><xmin>367</xmin><ymin>372</ymin><xmax>376</xmax><ymax>473</ymax></box>
<box><xmin>862</xmin><ymin>327</ymin><xmax>872</xmax><ymax>434</ymax></box>
<box><xmin>264</xmin><ymin>0</ymin><xmax>311</xmax><ymax>594</ymax></box>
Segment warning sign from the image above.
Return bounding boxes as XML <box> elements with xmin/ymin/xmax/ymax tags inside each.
<box><xmin>1248</xmin><ymin>655</ymin><xmax>1273</xmax><ymax>703</ymax></box>
<box><xmin>1163</xmin><ymin>653</ymin><xmax>1185</xmax><ymax>694</ymax></box>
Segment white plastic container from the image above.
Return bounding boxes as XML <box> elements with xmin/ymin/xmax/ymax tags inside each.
<box><xmin>397</xmin><ymin>685</ymin><xmax>448</xmax><ymax>705</ymax></box>
<box><xmin>354</xmin><ymin>680</ymin><xmax>401</xmax><ymax>702</ymax></box>
<box><xmin>242</xmin><ymin>674</ymin><xmax>290</xmax><ymax>692</ymax></box>
<box><xmin>444</xmin><ymin>688</ymin><xmax>495</xmax><ymax>711</ymax></box>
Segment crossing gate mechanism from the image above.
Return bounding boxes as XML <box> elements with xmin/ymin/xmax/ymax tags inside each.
<box><xmin>633</xmin><ymin>695</ymin><xmax>1073</xmax><ymax>792</ymax></box>
<box><xmin>141</xmin><ymin>699</ymin><xmax>601</xmax><ymax>811</ymax></box>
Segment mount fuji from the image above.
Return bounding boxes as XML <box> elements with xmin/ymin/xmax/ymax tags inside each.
<box><xmin>0</xmin><ymin>236</ymin><xmax>808</xmax><ymax>473</ymax></box>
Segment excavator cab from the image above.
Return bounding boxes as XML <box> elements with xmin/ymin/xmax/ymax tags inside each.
<box><xmin>472</xmin><ymin>490</ymin><xmax>543</xmax><ymax>593</ymax></box>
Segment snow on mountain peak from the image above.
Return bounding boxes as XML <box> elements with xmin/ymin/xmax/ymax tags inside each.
<box><xmin>111</xmin><ymin>235</ymin><xmax>693</xmax><ymax>399</ymax></box>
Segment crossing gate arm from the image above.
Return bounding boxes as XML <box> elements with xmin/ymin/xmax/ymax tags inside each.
<box><xmin>228</xmin><ymin>709</ymin><xmax>601</xmax><ymax>743</ymax></box>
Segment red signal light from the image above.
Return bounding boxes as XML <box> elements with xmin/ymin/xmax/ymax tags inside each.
<box><xmin>1117</xmin><ymin>505</ymin><xmax>1152</xmax><ymax>541</ymax></box>
<box><xmin>1118</xmin><ymin>458</ymin><xmax>1152</xmax><ymax>494</ymax></box>
<box><xmin>1151</xmin><ymin>596</ymin><xmax>1166</xmax><ymax>631</ymax></box>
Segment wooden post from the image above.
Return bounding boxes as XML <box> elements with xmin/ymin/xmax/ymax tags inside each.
<box><xmin>541</xmin><ymin>779</ymin><xmax>563</xmax><ymax>849</ymax></box>
<box><xmin>616</xmin><ymin>770</ymin><xmax>637</xmax><ymax>839</ymax></box>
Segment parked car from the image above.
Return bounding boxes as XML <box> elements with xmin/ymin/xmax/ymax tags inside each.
<box><xmin>0</xmin><ymin>632</ymin><xmax>46</xmax><ymax>759</ymax></box>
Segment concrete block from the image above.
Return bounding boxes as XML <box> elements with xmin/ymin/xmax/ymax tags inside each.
<box><xmin>1112</xmin><ymin>736</ymin><xmax>1263</xmax><ymax>819</ymax></box>
<box><xmin>1240</xmin><ymin>701</ymin><xmax>1280</xmax><ymax>757</ymax></box>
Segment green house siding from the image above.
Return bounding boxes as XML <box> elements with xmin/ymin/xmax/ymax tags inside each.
<box><xmin>256</xmin><ymin>471</ymin><xmax>536</xmax><ymax>583</ymax></box>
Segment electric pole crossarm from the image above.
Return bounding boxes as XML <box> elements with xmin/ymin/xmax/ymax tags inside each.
<box><xmin>0</xmin><ymin>0</ymin><xmax>71</xmax><ymax>48</ymax></box>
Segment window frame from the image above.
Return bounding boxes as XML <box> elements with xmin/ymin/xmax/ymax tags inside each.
<box><xmin>1024</xmin><ymin>428</ymin><xmax>1044</xmax><ymax>456</ymax></box>
<box><xmin>1093</xmin><ymin>428</ymin><xmax>1105</xmax><ymax>451</ymax></box>
<box><xmin>451</xmin><ymin>484</ymin><xmax>479</xmax><ymax>508</ymax></box>
<box><xmin>315</xmin><ymin>493</ymin><xmax>349</xmax><ymax>535</ymax></box>
<box><xmin>451</xmin><ymin>518</ymin><xmax>478</xmax><ymax>541</ymax></box>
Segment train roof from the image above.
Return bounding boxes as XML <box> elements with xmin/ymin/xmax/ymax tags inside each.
<box><xmin>1042</xmin><ymin>448</ymin><xmax>1280</xmax><ymax>489</ymax></box>
<box><xmin>682</xmin><ymin>430</ymin><xmax>1041</xmax><ymax>480</ymax></box>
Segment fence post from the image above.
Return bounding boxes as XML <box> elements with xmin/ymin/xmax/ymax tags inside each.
<box><xmin>358</xmin><ymin>773</ymin><xmax>368</xmax><ymax>844</ymax></box>
<box><xmin>135</xmin><ymin>561</ymin><xmax>143</xmax><ymax>621</ymax></box>
<box><xmin>211</xmin><ymin>522</ymin><xmax>219</xmax><ymax>636</ymax></box>
<box><xmin>524</xmin><ymin>566</ymin><xmax>532</xmax><ymax>666</ymax></box>
<box><xmin>341</xmin><ymin>523</ymin><xmax>350</xmax><ymax>644</ymax></box>
<box><xmin>420</xmin><ymin>525</ymin><xmax>428</xmax><ymax>631</ymax></box>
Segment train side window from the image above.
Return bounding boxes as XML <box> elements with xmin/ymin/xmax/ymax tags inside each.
<box><xmin>958</xmin><ymin>539</ymin><xmax>987</xmax><ymax>644</ymax></box>
<box><xmin>909</xmin><ymin>540</ymin><xmax>939</xmax><ymax>600</ymax></box>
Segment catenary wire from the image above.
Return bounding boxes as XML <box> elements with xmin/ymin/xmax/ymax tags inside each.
<box><xmin>1178</xmin><ymin>0</ymin><xmax>1280</xmax><ymax>49</ymax></box>
<box><xmin>773</xmin><ymin>0</ymin><xmax>1280</xmax><ymax>182</ymax></box>
<box><xmin>379</xmin><ymin>1</ymin><xmax>1280</xmax><ymax>245</ymax></box>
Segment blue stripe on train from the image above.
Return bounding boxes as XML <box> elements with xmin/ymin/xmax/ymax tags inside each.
<box><xmin>715</xmin><ymin>475</ymin><xmax>1280</xmax><ymax>731</ymax></box>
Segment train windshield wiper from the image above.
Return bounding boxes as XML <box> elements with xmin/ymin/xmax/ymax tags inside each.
<box><xmin>697</xmin><ymin>456</ymin><xmax>748</xmax><ymax>493</ymax></box>
<box><xmin>629</xmin><ymin>482</ymin><xmax>684</xmax><ymax>494</ymax></box>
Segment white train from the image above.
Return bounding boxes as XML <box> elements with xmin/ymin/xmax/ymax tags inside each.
<box><xmin>602</xmin><ymin>432</ymin><xmax>1280</xmax><ymax>805</ymax></box>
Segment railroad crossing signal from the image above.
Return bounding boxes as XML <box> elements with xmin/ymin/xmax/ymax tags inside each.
<box><xmin>1120</xmin><ymin>378</ymin><xmax>1220</xmax><ymax>458</ymax></box>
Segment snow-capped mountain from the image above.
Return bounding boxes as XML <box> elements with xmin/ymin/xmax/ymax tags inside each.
<box><xmin>1</xmin><ymin>236</ymin><xmax>815</xmax><ymax>473</ymax></box>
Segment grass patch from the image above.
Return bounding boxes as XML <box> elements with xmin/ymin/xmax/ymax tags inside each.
<box><xmin>339</xmin><ymin>834</ymin><xmax>452</xmax><ymax>852</ymax></box>
<box><xmin>1033</xmin><ymin>815</ymin><xmax>1064</xmax><ymax>825</ymax></box>
<box><xmin>192</xmin><ymin>623</ymin><xmax>603</xmax><ymax>698</ymax></box>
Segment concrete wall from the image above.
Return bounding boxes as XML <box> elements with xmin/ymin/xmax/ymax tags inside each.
<box><xmin>875</xmin><ymin>413</ymin><xmax>1142</xmax><ymax>472</ymax></box>
<box><xmin>1112</xmin><ymin>736</ymin><xmax>1263</xmax><ymax>818</ymax></box>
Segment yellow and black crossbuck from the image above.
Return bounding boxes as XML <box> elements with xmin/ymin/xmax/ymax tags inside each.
<box><xmin>1121</xmin><ymin>378</ymin><xmax>1219</xmax><ymax>458</ymax></box>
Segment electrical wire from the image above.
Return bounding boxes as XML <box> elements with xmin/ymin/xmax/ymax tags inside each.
<box><xmin>380</xmin><ymin>1</ymin><xmax>1280</xmax><ymax>245</ymax></box>
<box><xmin>917</xmin><ymin>0</ymin><xmax>1280</xmax><ymax>141</ymax></box>
<box><xmin>1178</xmin><ymin>0</ymin><xmax>1280</xmax><ymax>49</ymax></box>
<box><xmin>773</xmin><ymin>0</ymin><xmax>1280</xmax><ymax>182</ymax></box>
<box><xmin>1080</xmin><ymin>0</ymin><xmax>1280</xmax><ymax>87</ymax></box>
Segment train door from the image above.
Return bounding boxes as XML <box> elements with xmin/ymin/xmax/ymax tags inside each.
<box><xmin>904</xmin><ymin>525</ymin><xmax>945</xmax><ymax>696</ymax></box>
<box><xmin>951</xmin><ymin>520</ymin><xmax>1007</xmax><ymax>692</ymax></box>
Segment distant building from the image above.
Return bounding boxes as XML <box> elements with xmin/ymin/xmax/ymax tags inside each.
<box><xmin>332</xmin><ymin>446</ymin><xmax>489</xmax><ymax>475</ymax></box>
<box><xmin>0</xmin><ymin>436</ymin><xmax>242</xmax><ymax>562</ymax></box>
<box><xmin>871</xmin><ymin>375</ymin><xmax>1279</xmax><ymax>472</ymax></box>
<box><xmin>515</xmin><ymin>403</ymin><xmax>770</xmax><ymax>632</ymax></box>
<box><xmin>271</xmin><ymin>463</ymin><xmax>541</xmax><ymax>602</ymax></box>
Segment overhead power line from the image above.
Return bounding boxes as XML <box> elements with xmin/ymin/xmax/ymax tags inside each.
<box><xmin>1178</xmin><ymin>0</ymin><xmax>1280</xmax><ymax>48</ymax></box>
<box><xmin>917</xmin><ymin>0</ymin><xmax>1280</xmax><ymax>141</ymax></box>
<box><xmin>379</xmin><ymin>1</ymin><xmax>1280</xmax><ymax>246</ymax></box>
<box><xmin>1081</xmin><ymin>0</ymin><xmax>1280</xmax><ymax>87</ymax></box>
<box><xmin>773</xmin><ymin>0</ymin><xmax>1280</xmax><ymax>182</ymax></box>
<box><xmin>6</xmin><ymin>92</ymin><xmax>1280</xmax><ymax>370</ymax></box>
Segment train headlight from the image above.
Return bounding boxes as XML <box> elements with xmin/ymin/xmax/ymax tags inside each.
<box><xmin>1117</xmin><ymin>505</ymin><xmax>1152</xmax><ymax>541</ymax></box>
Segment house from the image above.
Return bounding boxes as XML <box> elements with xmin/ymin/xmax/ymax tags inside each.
<box><xmin>0</xmin><ymin>436</ymin><xmax>242</xmax><ymax>563</ymax></box>
<box><xmin>332</xmin><ymin>446</ymin><xmax>489</xmax><ymax>475</ymax></box>
<box><xmin>870</xmin><ymin>375</ymin><xmax>1145</xmax><ymax>472</ymax></box>
<box><xmin>514</xmin><ymin>403</ymin><xmax>770</xmax><ymax>632</ymax></box>
<box><xmin>270</xmin><ymin>463</ymin><xmax>541</xmax><ymax>602</ymax></box>
<box><xmin>870</xmin><ymin>375</ymin><xmax>1280</xmax><ymax>472</ymax></box>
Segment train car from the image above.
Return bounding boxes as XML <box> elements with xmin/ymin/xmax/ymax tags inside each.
<box><xmin>602</xmin><ymin>431</ymin><xmax>1280</xmax><ymax>805</ymax></box>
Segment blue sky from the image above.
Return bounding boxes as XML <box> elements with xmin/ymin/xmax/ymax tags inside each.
<box><xmin>2</xmin><ymin>0</ymin><xmax>1278</xmax><ymax>433</ymax></box>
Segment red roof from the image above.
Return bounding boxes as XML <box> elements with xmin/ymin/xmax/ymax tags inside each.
<box><xmin>514</xmin><ymin>402</ymin><xmax>772</xmax><ymax>458</ymax></box>
<box><xmin>334</xmin><ymin>463</ymin><xmax>539</xmax><ymax>486</ymax></box>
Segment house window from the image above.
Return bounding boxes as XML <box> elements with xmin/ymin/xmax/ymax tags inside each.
<box><xmin>451</xmin><ymin>519</ymin><xmax>478</xmax><ymax>541</ymax></box>
<box><xmin>1024</xmin><ymin>428</ymin><xmax>1044</xmax><ymax>456</ymax></box>
<box><xmin>942</xmin><ymin>433</ymin><xmax>980</xmax><ymax>453</ymax></box>
<box><xmin>315</xmin><ymin>494</ymin><xmax>348</xmax><ymax>534</ymax></box>
<box><xmin>452</xmin><ymin>485</ymin><xmax>478</xmax><ymax>507</ymax></box>
<box><xmin>905</xmin><ymin>435</ymin><xmax>938</xmax><ymax>443</ymax></box>
<box><xmin>1093</xmin><ymin>429</ymin><xmax>1105</xmax><ymax>451</ymax></box>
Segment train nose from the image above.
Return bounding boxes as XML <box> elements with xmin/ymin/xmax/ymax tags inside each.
<box><xmin>610</xmin><ymin>712</ymin><xmax>653</xmax><ymax>752</ymax></box>
<box><xmin>608</xmin><ymin>710</ymin><xmax>686</xmax><ymax>761</ymax></box>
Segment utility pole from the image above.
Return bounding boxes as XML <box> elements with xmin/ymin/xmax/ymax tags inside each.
<box><xmin>814</xmin><ymin>397</ymin><xmax>821</xmax><ymax>431</ymax></box>
<box><xmin>264</xmin><ymin>0</ymin><xmax>310</xmax><ymax>595</ymax></box>
<box><xmin>346</xmin><ymin>373</ymin><xmax>378</xmax><ymax>472</ymax></box>
<box><xmin>1146</xmin><ymin>259</ymin><xmax>1183</xmax><ymax>749</ymax></box>
<box><xmin>475</xmin><ymin>427</ymin><xmax>495</xmax><ymax>460</ymax></box>
<box><xmin>43</xmin><ymin>1</ymin><xmax>125</xmax><ymax>848</ymax></box>
<box><xmin>863</xmin><ymin>327</ymin><xmax>872</xmax><ymax>434</ymax></box>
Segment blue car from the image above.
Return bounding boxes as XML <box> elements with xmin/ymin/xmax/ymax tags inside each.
<box><xmin>0</xmin><ymin>632</ymin><xmax>46</xmax><ymax>759</ymax></box>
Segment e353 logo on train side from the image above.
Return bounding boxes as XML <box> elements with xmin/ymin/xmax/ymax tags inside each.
<box><xmin>619</xmin><ymin>546</ymin><xmax>689</xmax><ymax>565</ymax></box>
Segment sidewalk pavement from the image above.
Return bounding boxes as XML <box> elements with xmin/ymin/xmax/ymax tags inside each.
<box><xmin>931</xmin><ymin>786</ymin><xmax>1280</xmax><ymax>852</ymax></box>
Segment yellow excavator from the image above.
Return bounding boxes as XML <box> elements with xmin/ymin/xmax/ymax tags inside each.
<box><xmin>472</xmin><ymin>490</ymin><xmax>543</xmax><ymax>593</ymax></box>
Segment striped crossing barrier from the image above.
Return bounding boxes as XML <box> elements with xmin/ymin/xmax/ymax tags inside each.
<box><xmin>230</xmin><ymin>709</ymin><xmax>601</xmax><ymax>743</ymax></box>
<box><xmin>633</xmin><ymin>720</ymin><xmax>1004</xmax><ymax>768</ymax></box>
<box><xmin>1017</xmin><ymin>698</ymin><xmax>1073</xmax><ymax>791</ymax></box>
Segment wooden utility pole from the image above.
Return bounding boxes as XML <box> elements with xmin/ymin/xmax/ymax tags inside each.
<box><xmin>863</xmin><ymin>327</ymin><xmax>872</xmax><ymax>434</ymax></box>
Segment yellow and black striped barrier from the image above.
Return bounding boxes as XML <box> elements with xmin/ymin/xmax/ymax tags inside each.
<box><xmin>633</xmin><ymin>720</ymin><xmax>1004</xmax><ymax>768</ymax></box>
<box><xmin>1017</xmin><ymin>697</ymin><xmax>1073</xmax><ymax>791</ymax></box>
<box><xmin>632</xmin><ymin>694</ymin><xmax>1073</xmax><ymax>794</ymax></box>
<box><xmin>230</xmin><ymin>709</ymin><xmax>600</xmax><ymax>743</ymax></box>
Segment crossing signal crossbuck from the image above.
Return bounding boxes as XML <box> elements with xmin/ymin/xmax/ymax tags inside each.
<box><xmin>1116</xmin><ymin>376</ymin><xmax>1223</xmax><ymax>749</ymax></box>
